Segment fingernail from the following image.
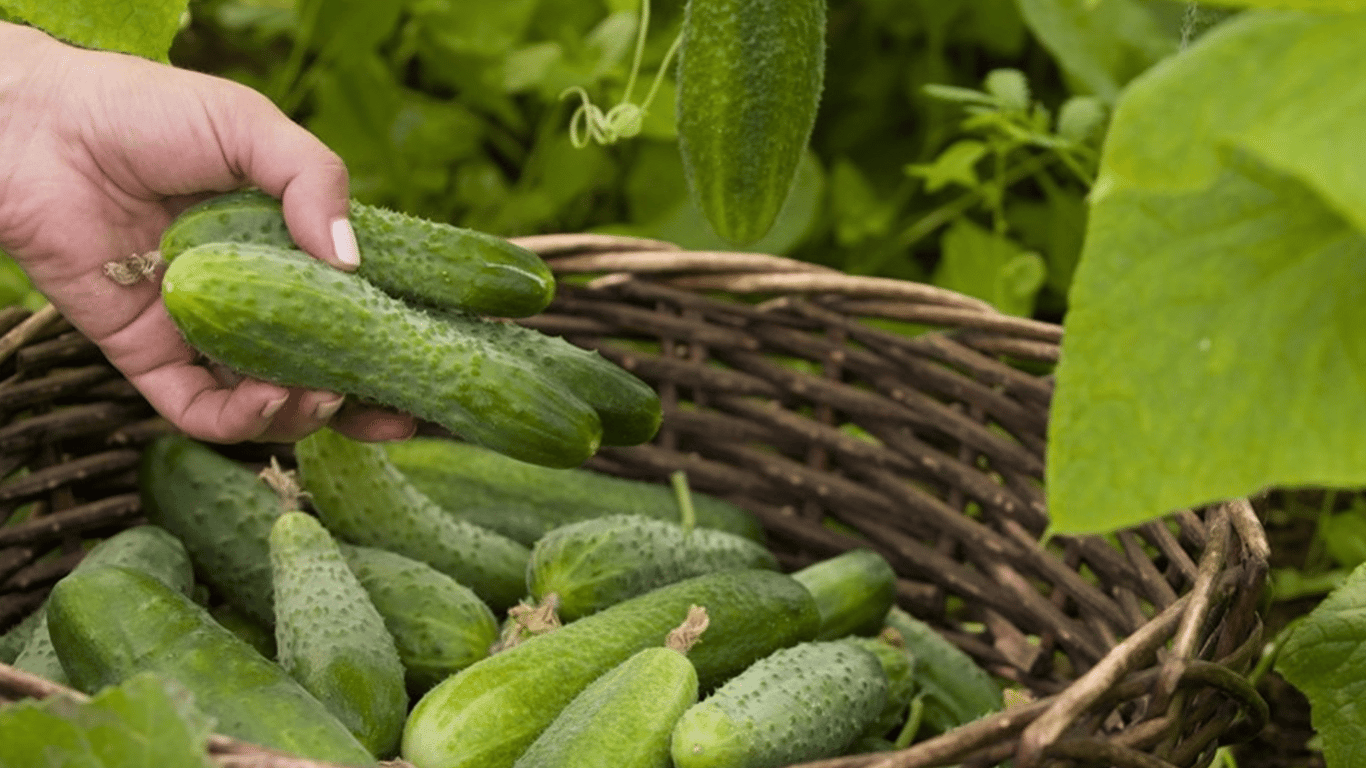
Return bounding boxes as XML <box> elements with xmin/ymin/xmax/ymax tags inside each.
<box><xmin>260</xmin><ymin>395</ymin><xmax>289</xmax><ymax>421</ymax></box>
<box><xmin>377</xmin><ymin>420</ymin><xmax>418</xmax><ymax>443</ymax></box>
<box><xmin>314</xmin><ymin>395</ymin><xmax>345</xmax><ymax>422</ymax></box>
<box><xmin>331</xmin><ymin>218</ymin><xmax>360</xmax><ymax>268</ymax></box>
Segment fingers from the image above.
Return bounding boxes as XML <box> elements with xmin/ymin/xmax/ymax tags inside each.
<box><xmin>205</xmin><ymin>85</ymin><xmax>359</xmax><ymax>270</ymax></box>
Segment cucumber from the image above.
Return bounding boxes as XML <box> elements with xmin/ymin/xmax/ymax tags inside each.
<box><xmin>385</xmin><ymin>437</ymin><xmax>766</xmax><ymax>545</ymax></box>
<box><xmin>159</xmin><ymin>189</ymin><xmax>556</xmax><ymax>318</ymax></box>
<box><xmin>676</xmin><ymin>0</ymin><xmax>826</xmax><ymax>245</ymax></box>
<box><xmin>790</xmin><ymin>549</ymin><xmax>897</xmax><ymax>640</ymax></box>
<box><xmin>670</xmin><ymin>639</ymin><xmax>888</xmax><ymax>768</ymax></box>
<box><xmin>295</xmin><ymin>428</ymin><xmax>531</xmax><ymax>612</ymax></box>
<box><xmin>883</xmin><ymin>607</ymin><xmax>1003</xmax><ymax>734</ymax></box>
<box><xmin>401</xmin><ymin>569</ymin><xmax>821</xmax><ymax>768</ymax></box>
<box><xmin>140</xmin><ymin>434</ymin><xmax>288</xmax><ymax>626</ymax></box>
<box><xmin>338</xmin><ymin>543</ymin><xmax>500</xmax><ymax>695</ymax></box>
<box><xmin>46</xmin><ymin>566</ymin><xmax>376</xmax><ymax>766</ymax></box>
<box><xmin>270</xmin><ymin>512</ymin><xmax>407</xmax><ymax>758</ymax></box>
<box><xmin>209</xmin><ymin>602</ymin><xmax>277</xmax><ymax>659</ymax></box>
<box><xmin>12</xmin><ymin>525</ymin><xmax>195</xmax><ymax>685</ymax></box>
<box><xmin>845</xmin><ymin>633</ymin><xmax>917</xmax><ymax>738</ymax></box>
<box><xmin>162</xmin><ymin>243</ymin><xmax>610</xmax><ymax>468</ymax></box>
<box><xmin>528</xmin><ymin>514</ymin><xmax>778</xmax><ymax>621</ymax></box>
<box><xmin>511</xmin><ymin>607</ymin><xmax>709</xmax><ymax>768</ymax></box>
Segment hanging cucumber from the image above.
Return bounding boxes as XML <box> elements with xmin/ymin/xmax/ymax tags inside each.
<box><xmin>270</xmin><ymin>512</ymin><xmax>408</xmax><ymax>758</ymax></box>
<box><xmin>159</xmin><ymin>189</ymin><xmax>555</xmax><ymax>318</ymax></box>
<box><xmin>294</xmin><ymin>428</ymin><xmax>531</xmax><ymax>612</ymax></box>
<box><xmin>46</xmin><ymin>566</ymin><xmax>376</xmax><ymax>766</ymax></box>
<box><xmin>670</xmin><ymin>638</ymin><xmax>888</xmax><ymax>768</ymax></box>
<box><xmin>161</xmin><ymin>242</ymin><xmax>606</xmax><ymax>467</ymax></box>
<box><xmin>401</xmin><ymin>569</ymin><xmax>820</xmax><ymax>768</ymax></box>
<box><xmin>528</xmin><ymin>514</ymin><xmax>778</xmax><ymax>621</ymax></box>
<box><xmin>385</xmin><ymin>437</ymin><xmax>765</xmax><ymax>545</ymax></box>
<box><xmin>675</xmin><ymin>0</ymin><xmax>826</xmax><ymax>245</ymax></box>
<box><xmin>338</xmin><ymin>543</ymin><xmax>500</xmax><ymax>695</ymax></box>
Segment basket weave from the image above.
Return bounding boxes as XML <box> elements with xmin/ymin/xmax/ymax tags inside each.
<box><xmin>0</xmin><ymin>234</ymin><xmax>1270</xmax><ymax>768</ymax></box>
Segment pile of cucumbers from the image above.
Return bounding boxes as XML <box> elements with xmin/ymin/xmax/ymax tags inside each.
<box><xmin>155</xmin><ymin>189</ymin><xmax>663</xmax><ymax>468</ymax></box>
<box><xmin>1</xmin><ymin>433</ymin><xmax>1005</xmax><ymax>768</ymax></box>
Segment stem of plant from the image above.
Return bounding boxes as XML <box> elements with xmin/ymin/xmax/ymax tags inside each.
<box><xmin>670</xmin><ymin>470</ymin><xmax>697</xmax><ymax>534</ymax></box>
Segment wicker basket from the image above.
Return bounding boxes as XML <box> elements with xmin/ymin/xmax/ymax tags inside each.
<box><xmin>0</xmin><ymin>234</ymin><xmax>1270</xmax><ymax>768</ymax></box>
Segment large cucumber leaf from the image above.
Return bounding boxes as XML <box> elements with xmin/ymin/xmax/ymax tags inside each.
<box><xmin>0</xmin><ymin>0</ymin><xmax>188</xmax><ymax>62</ymax></box>
<box><xmin>1046</xmin><ymin>11</ymin><xmax>1366</xmax><ymax>534</ymax></box>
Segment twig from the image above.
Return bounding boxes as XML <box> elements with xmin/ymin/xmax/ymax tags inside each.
<box><xmin>0</xmin><ymin>303</ymin><xmax>62</xmax><ymax>366</ymax></box>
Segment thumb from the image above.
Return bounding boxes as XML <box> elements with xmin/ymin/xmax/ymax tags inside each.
<box><xmin>210</xmin><ymin>87</ymin><xmax>360</xmax><ymax>270</ymax></box>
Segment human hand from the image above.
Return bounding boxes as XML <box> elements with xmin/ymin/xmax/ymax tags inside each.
<box><xmin>0</xmin><ymin>22</ymin><xmax>415</xmax><ymax>444</ymax></box>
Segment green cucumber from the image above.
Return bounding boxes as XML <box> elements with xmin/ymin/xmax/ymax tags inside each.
<box><xmin>385</xmin><ymin>437</ymin><xmax>766</xmax><ymax>545</ymax></box>
<box><xmin>401</xmin><ymin>569</ymin><xmax>821</xmax><ymax>768</ymax></box>
<box><xmin>159</xmin><ymin>189</ymin><xmax>555</xmax><ymax>318</ymax></box>
<box><xmin>12</xmin><ymin>525</ymin><xmax>195</xmax><ymax>685</ymax></box>
<box><xmin>845</xmin><ymin>633</ymin><xmax>917</xmax><ymax>738</ymax></box>
<box><xmin>270</xmin><ymin>512</ymin><xmax>407</xmax><ymax>758</ymax></box>
<box><xmin>676</xmin><ymin>0</ymin><xmax>826</xmax><ymax>245</ymax></box>
<box><xmin>162</xmin><ymin>243</ymin><xmax>605</xmax><ymax>468</ymax></box>
<box><xmin>511</xmin><ymin>607</ymin><xmax>709</xmax><ymax>768</ymax></box>
<box><xmin>140</xmin><ymin>434</ymin><xmax>289</xmax><ymax>626</ymax></box>
<box><xmin>46</xmin><ymin>566</ymin><xmax>376</xmax><ymax>766</ymax></box>
<box><xmin>338</xmin><ymin>543</ymin><xmax>500</xmax><ymax>695</ymax></box>
<box><xmin>209</xmin><ymin>602</ymin><xmax>277</xmax><ymax>659</ymax></box>
<box><xmin>295</xmin><ymin>428</ymin><xmax>531</xmax><ymax>612</ymax></box>
<box><xmin>883</xmin><ymin>607</ymin><xmax>1003</xmax><ymax>734</ymax></box>
<box><xmin>790</xmin><ymin>549</ymin><xmax>897</xmax><ymax>640</ymax></box>
<box><xmin>528</xmin><ymin>514</ymin><xmax>778</xmax><ymax>621</ymax></box>
<box><xmin>670</xmin><ymin>639</ymin><xmax>888</xmax><ymax>768</ymax></box>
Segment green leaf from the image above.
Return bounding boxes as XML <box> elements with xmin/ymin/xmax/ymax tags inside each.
<box><xmin>0</xmin><ymin>672</ymin><xmax>214</xmax><ymax>768</ymax></box>
<box><xmin>1046</xmin><ymin>11</ymin><xmax>1366</xmax><ymax>534</ymax></box>
<box><xmin>1012</xmin><ymin>0</ymin><xmax>1178</xmax><ymax>102</ymax></box>
<box><xmin>1199</xmin><ymin>0</ymin><xmax>1365</xmax><ymax>10</ymax></box>
<box><xmin>905</xmin><ymin>140</ymin><xmax>988</xmax><ymax>193</ymax></box>
<box><xmin>409</xmin><ymin>0</ymin><xmax>540</xmax><ymax>59</ymax></box>
<box><xmin>932</xmin><ymin>220</ymin><xmax>1045</xmax><ymax>317</ymax></box>
<box><xmin>830</xmin><ymin>159</ymin><xmax>897</xmax><ymax>247</ymax></box>
<box><xmin>297</xmin><ymin>0</ymin><xmax>401</xmax><ymax>61</ymax></box>
<box><xmin>0</xmin><ymin>0</ymin><xmax>189</xmax><ymax>61</ymax></box>
<box><xmin>1277</xmin><ymin>563</ymin><xmax>1366</xmax><ymax>767</ymax></box>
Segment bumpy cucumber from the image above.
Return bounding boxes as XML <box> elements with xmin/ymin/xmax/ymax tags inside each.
<box><xmin>159</xmin><ymin>189</ymin><xmax>555</xmax><ymax>318</ymax></box>
<box><xmin>386</xmin><ymin>437</ymin><xmax>766</xmax><ymax>545</ymax></box>
<box><xmin>883</xmin><ymin>607</ymin><xmax>1003</xmax><ymax>734</ymax></box>
<box><xmin>270</xmin><ymin>512</ymin><xmax>408</xmax><ymax>758</ymax></box>
<box><xmin>46</xmin><ymin>566</ymin><xmax>376</xmax><ymax>766</ymax></box>
<box><xmin>511</xmin><ymin>608</ymin><xmax>708</xmax><ymax>768</ymax></box>
<box><xmin>338</xmin><ymin>543</ymin><xmax>500</xmax><ymax>695</ymax></box>
<box><xmin>12</xmin><ymin>525</ymin><xmax>195</xmax><ymax>685</ymax></box>
<box><xmin>790</xmin><ymin>549</ymin><xmax>897</xmax><ymax>640</ymax></box>
<box><xmin>401</xmin><ymin>569</ymin><xmax>820</xmax><ymax>768</ymax></box>
<box><xmin>295</xmin><ymin>428</ymin><xmax>530</xmax><ymax>612</ymax></box>
<box><xmin>140</xmin><ymin>434</ymin><xmax>288</xmax><ymax>626</ymax></box>
<box><xmin>528</xmin><ymin>514</ymin><xmax>778</xmax><ymax>621</ymax></box>
<box><xmin>670</xmin><ymin>639</ymin><xmax>888</xmax><ymax>768</ymax></box>
<box><xmin>162</xmin><ymin>242</ymin><xmax>603</xmax><ymax>468</ymax></box>
<box><xmin>676</xmin><ymin>0</ymin><xmax>826</xmax><ymax>245</ymax></box>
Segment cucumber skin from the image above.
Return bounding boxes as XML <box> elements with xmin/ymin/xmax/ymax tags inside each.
<box><xmin>338</xmin><ymin>543</ymin><xmax>499</xmax><ymax>695</ymax></box>
<box><xmin>46</xmin><ymin>566</ymin><xmax>376</xmax><ymax>767</ymax></box>
<box><xmin>676</xmin><ymin>0</ymin><xmax>825</xmax><ymax>245</ymax></box>
<box><xmin>161</xmin><ymin>243</ymin><xmax>602</xmax><ymax>468</ymax></box>
<box><xmin>883</xmin><ymin>607</ymin><xmax>1003</xmax><ymax>733</ymax></box>
<box><xmin>139</xmin><ymin>434</ymin><xmax>285</xmax><ymax>626</ymax></box>
<box><xmin>670</xmin><ymin>640</ymin><xmax>887</xmax><ymax>768</ymax></box>
<box><xmin>295</xmin><ymin>429</ymin><xmax>531</xmax><ymax>612</ymax></box>
<box><xmin>386</xmin><ymin>437</ymin><xmax>766</xmax><ymax>545</ymax></box>
<box><xmin>401</xmin><ymin>569</ymin><xmax>821</xmax><ymax>768</ymax></box>
<box><xmin>270</xmin><ymin>512</ymin><xmax>408</xmax><ymax>759</ymax></box>
<box><xmin>512</xmin><ymin>646</ymin><xmax>697</xmax><ymax>768</ymax></box>
<box><xmin>159</xmin><ymin>189</ymin><xmax>556</xmax><ymax>318</ymax></box>
<box><xmin>12</xmin><ymin>525</ymin><xmax>195</xmax><ymax>686</ymax></box>
<box><xmin>790</xmin><ymin>549</ymin><xmax>897</xmax><ymax>640</ymax></box>
<box><xmin>528</xmin><ymin>514</ymin><xmax>779</xmax><ymax>621</ymax></box>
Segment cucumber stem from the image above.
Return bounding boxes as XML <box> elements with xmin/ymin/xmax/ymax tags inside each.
<box><xmin>670</xmin><ymin>470</ymin><xmax>697</xmax><ymax>533</ymax></box>
<box><xmin>893</xmin><ymin>694</ymin><xmax>925</xmax><ymax>750</ymax></box>
<box><xmin>665</xmin><ymin>605</ymin><xmax>710</xmax><ymax>655</ymax></box>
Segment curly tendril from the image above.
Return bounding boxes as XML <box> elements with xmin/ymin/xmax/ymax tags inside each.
<box><xmin>562</xmin><ymin>0</ymin><xmax>683</xmax><ymax>149</ymax></box>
